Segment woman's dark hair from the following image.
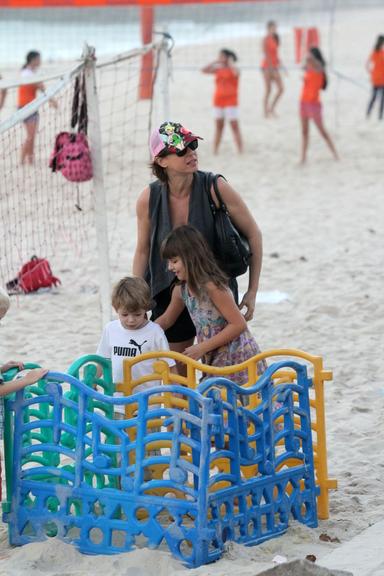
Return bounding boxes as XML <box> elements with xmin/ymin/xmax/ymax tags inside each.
<box><xmin>267</xmin><ymin>21</ymin><xmax>279</xmax><ymax>45</ymax></box>
<box><xmin>310</xmin><ymin>47</ymin><xmax>328</xmax><ymax>90</ymax></box>
<box><xmin>161</xmin><ymin>224</ymin><xmax>228</xmax><ymax>297</ymax></box>
<box><xmin>220</xmin><ymin>48</ymin><xmax>238</xmax><ymax>62</ymax></box>
<box><xmin>150</xmin><ymin>160</ymin><xmax>168</xmax><ymax>183</ymax></box>
<box><xmin>374</xmin><ymin>35</ymin><xmax>384</xmax><ymax>52</ymax></box>
<box><xmin>22</xmin><ymin>50</ymin><xmax>41</xmax><ymax>69</ymax></box>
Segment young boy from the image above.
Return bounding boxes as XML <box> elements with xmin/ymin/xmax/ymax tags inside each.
<box><xmin>0</xmin><ymin>286</ymin><xmax>48</xmax><ymax>501</ymax></box>
<box><xmin>97</xmin><ymin>277</ymin><xmax>176</xmax><ymax>416</ymax></box>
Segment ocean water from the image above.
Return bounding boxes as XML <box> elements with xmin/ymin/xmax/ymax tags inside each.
<box><xmin>0</xmin><ymin>1</ymin><xmax>381</xmax><ymax>67</ymax></box>
<box><xmin>0</xmin><ymin>0</ymin><xmax>351</xmax><ymax>67</ymax></box>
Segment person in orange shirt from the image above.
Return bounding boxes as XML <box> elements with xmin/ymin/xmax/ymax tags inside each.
<box><xmin>261</xmin><ymin>21</ymin><xmax>284</xmax><ymax>118</ymax></box>
<box><xmin>18</xmin><ymin>51</ymin><xmax>57</xmax><ymax>165</ymax></box>
<box><xmin>300</xmin><ymin>47</ymin><xmax>338</xmax><ymax>164</ymax></box>
<box><xmin>366</xmin><ymin>35</ymin><xmax>384</xmax><ymax>120</ymax></box>
<box><xmin>202</xmin><ymin>48</ymin><xmax>243</xmax><ymax>154</ymax></box>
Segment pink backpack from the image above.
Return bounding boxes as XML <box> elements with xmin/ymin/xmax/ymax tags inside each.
<box><xmin>50</xmin><ymin>131</ymin><xmax>93</xmax><ymax>182</ymax></box>
<box><xmin>49</xmin><ymin>72</ymin><xmax>93</xmax><ymax>183</ymax></box>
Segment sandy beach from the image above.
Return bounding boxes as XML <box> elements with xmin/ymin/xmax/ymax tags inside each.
<box><xmin>0</xmin><ymin>4</ymin><xmax>384</xmax><ymax>575</ymax></box>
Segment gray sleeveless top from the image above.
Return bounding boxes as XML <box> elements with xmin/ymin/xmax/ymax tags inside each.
<box><xmin>147</xmin><ymin>170</ymin><xmax>216</xmax><ymax>298</ymax></box>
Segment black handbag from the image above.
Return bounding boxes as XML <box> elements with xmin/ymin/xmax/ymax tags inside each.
<box><xmin>206</xmin><ymin>173</ymin><xmax>251</xmax><ymax>278</ymax></box>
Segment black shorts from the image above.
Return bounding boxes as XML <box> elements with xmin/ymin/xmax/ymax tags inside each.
<box><xmin>151</xmin><ymin>286</ymin><xmax>196</xmax><ymax>343</ymax></box>
<box><xmin>151</xmin><ymin>279</ymin><xmax>239</xmax><ymax>344</ymax></box>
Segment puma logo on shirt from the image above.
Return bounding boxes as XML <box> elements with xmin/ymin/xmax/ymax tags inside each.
<box><xmin>113</xmin><ymin>339</ymin><xmax>148</xmax><ymax>358</ymax></box>
<box><xmin>129</xmin><ymin>339</ymin><xmax>147</xmax><ymax>354</ymax></box>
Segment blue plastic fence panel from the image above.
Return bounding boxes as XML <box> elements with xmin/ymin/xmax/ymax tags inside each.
<box><xmin>4</xmin><ymin>360</ymin><xmax>317</xmax><ymax>568</ymax></box>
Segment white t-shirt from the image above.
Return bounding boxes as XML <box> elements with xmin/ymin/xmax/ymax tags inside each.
<box><xmin>96</xmin><ymin>320</ymin><xmax>175</xmax><ymax>413</ymax></box>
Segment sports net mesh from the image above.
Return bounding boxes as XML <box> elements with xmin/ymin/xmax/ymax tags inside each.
<box><xmin>0</xmin><ymin>44</ymin><xmax>162</xmax><ymax>291</ymax></box>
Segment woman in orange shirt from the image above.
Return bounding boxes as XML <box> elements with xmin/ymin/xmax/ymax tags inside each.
<box><xmin>18</xmin><ymin>51</ymin><xmax>53</xmax><ymax>165</ymax></box>
<box><xmin>202</xmin><ymin>48</ymin><xmax>243</xmax><ymax>154</ymax></box>
<box><xmin>261</xmin><ymin>21</ymin><xmax>284</xmax><ymax>118</ymax></box>
<box><xmin>366</xmin><ymin>35</ymin><xmax>384</xmax><ymax>120</ymax></box>
<box><xmin>300</xmin><ymin>47</ymin><xmax>338</xmax><ymax>164</ymax></box>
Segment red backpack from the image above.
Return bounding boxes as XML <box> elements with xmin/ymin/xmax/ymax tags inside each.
<box><xmin>18</xmin><ymin>256</ymin><xmax>61</xmax><ymax>294</ymax></box>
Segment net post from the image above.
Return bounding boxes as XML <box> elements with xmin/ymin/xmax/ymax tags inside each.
<box><xmin>153</xmin><ymin>32</ymin><xmax>172</xmax><ymax>125</ymax></box>
<box><xmin>83</xmin><ymin>44</ymin><xmax>112</xmax><ymax>327</ymax></box>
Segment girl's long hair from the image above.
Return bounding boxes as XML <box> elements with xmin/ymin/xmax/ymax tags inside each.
<box><xmin>161</xmin><ymin>225</ymin><xmax>228</xmax><ymax>297</ymax></box>
<box><xmin>310</xmin><ymin>47</ymin><xmax>328</xmax><ymax>90</ymax></box>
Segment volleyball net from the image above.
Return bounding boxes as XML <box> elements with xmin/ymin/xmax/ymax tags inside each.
<box><xmin>0</xmin><ymin>39</ymin><xmax>169</xmax><ymax>323</ymax></box>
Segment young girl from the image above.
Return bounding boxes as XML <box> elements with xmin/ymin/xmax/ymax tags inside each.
<box><xmin>202</xmin><ymin>48</ymin><xmax>243</xmax><ymax>154</ymax></box>
<box><xmin>366</xmin><ymin>35</ymin><xmax>384</xmax><ymax>120</ymax></box>
<box><xmin>156</xmin><ymin>225</ymin><xmax>266</xmax><ymax>385</ymax></box>
<box><xmin>300</xmin><ymin>47</ymin><xmax>338</xmax><ymax>164</ymax></box>
<box><xmin>18</xmin><ymin>50</ymin><xmax>57</xmax><ymax>165</ymax></box>
<box><xmin>261</xmin><ymin>21</ymin><xmax>284</xmax><ymax>118</ymax></box>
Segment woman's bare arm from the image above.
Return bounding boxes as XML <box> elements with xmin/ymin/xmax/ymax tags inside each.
<box><xmin>201</xmin><ymin>62</ymin><xmax>220</xmax><ymax>74</ymax></box>
<box><xmin>132</xmin><ymin>186</ymin><xmax>151</xmax><ymax>277</ymax></box>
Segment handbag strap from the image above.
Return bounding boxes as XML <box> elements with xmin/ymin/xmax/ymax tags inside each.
<box><xmin>206</xmin><ymin>173</ymin><xmax>228</xmax><ymax>215</ymax></box>
<box><xmin>70</xmin><ymin>71</ymin><xmax>88</xmax><ymax>134</ymax></box>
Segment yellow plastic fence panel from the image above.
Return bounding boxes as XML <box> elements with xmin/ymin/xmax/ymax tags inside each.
<box><xmin>116</xmin><ymin>349</ymin><xmax>337</xmax><ymax>520</ymax></box>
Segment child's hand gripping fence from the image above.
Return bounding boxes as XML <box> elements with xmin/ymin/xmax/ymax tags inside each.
<box><xmin>2</xmin><ymin>352</ymin><xmax>328</xmax><ymax>568</ymax></box>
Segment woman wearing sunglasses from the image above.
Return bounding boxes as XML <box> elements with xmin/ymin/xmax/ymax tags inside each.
<box><xmin>133</xmin><ymin>121</ymin><xmax>262</xmax><ymax>374</ymax></box>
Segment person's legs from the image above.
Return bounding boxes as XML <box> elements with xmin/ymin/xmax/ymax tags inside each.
<box><xmin>21</xmin><ymin>118</ymin><xmax>38</xmax><ymax>165</ymax></box>
<box><xmin>269</xmin><ymin>70</ymin><xmax>284</xmax><ymax>116</ymax></box>
<box><xmin>262</xmin><ymin>69</ymin><xmax>272</xmax><ymax>117</ymax></box>
<box><xmin>229</xmin><ymin>119</ymin><xmax>243</xmax><ymax>153</ymax></box>
<box><xmin>367</xmin><ymin>87</ymin><xmax>378</xmax><ymax>117</ymax></box>
<box><xmin>379</xmin><ymin>87</ymin><xmax>384</xmax><ymax>120</ymax></box>
<box><xmin>313</xmin><ymin>115</ymin><xmax>339</xmax><ymax>160</ymax></box>
<box><xmin>300</xmin><ymin>115</ymin><xmax>310</xmax><ymax>164</ymax></box>
<box><xmin>213</xmin><ymin>117</ymin><xmax>225</xmax><ymax>154</ymax></box>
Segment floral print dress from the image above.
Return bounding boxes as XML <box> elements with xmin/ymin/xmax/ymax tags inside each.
<box><xmin>181</xmin><ymin>284</ymin><xmax>266</xmax><ymax>385</ymax></box>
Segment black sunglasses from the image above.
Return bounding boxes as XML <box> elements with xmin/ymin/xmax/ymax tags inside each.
<box><xmin>176</xmin><ymin>139</ymin><xmax>199</xmax><ymax>157</ymax></box>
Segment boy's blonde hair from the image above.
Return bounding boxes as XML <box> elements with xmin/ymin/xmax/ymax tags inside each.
<box><xmin>0</xmin><ymin>286</ymin><xmax>10</xmax><ymax>315</ymax></box>
<box><xmin>112</xmin><ymin>277</ymin><xmax>154</xmax><ymax>313</ymax></box>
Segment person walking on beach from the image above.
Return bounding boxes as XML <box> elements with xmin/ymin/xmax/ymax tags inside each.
<box><xmin>18</xmin><ymin>50</ymin><xmax>57</xmax><ymax>165</ymax></box>
<box><xmin>261</xmin><ymin>21</ymin><xmax>284</xmax><ymax>118</ymax></box>
<box><xmin>366</xmin><ymin>35</ymin><xmax>384</xmax><ymax>120</ymax></box>
<box><xmin>202</xmin><ymin>48</ymin><xmax>243</xmax><ymax>154</ymax></box>
<box><xmin>300</xmin><ymin>47</ymin><xmax>338</xmax><ymax>164</ymax></box>
<box><xmin>132</xmin><ymin>121</ymin><xmax>262</xmax><ymax>375</ymax></box>
<box><xmin>156</xmin><ymin>225</ymin><xmax>266</xmax><ymax>383</ymax></box>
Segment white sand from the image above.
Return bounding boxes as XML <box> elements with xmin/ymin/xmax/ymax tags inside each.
<box><xmin>1</xmin><ymin>5</ymin><xmax>384</xmax><ymax>575</ymax></box>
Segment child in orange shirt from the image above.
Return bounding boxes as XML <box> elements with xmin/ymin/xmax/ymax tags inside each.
<box><xmin>261</xmin><ymin>21</ymin><xmax>284</xmax><ymax>118</ymax></box>
<box><xmin>366</xmin><ymin>35</ymin><xmax>384</xmax><ymax>120</ymax></box>
<box><xmin>300</xmin><ymin>47</ymin><xmax>338</xmax><ymax>164</ymax></box>
<box><xmin>202</xmin><ymin>49</ymin><xmax>243</xmax><ymax>154</ymax></box>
